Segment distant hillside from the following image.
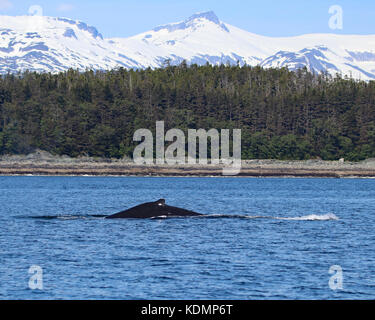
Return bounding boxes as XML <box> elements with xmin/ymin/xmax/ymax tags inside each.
<box><xmin>1</xmin><ymin>65</ymin><xmax>375</xmax><ymax>161</ymax></box>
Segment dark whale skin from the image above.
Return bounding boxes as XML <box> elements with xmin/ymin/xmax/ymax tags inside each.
<box><xmin>105</xmin><ymin>199</ymin><xmax>203</xmax><ymax>219</ymax></box>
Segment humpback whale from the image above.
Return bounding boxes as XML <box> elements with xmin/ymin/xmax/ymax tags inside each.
<box><xmin>105</xmin><ymin>199</ymin><xmax>204</xmax><ymax>219</ymax></box>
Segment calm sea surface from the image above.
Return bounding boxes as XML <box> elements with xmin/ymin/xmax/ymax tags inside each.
<box><xmin>0</xmin><ymin>176</ymin><xmax>374</xmax><ymax>300</ymax></box>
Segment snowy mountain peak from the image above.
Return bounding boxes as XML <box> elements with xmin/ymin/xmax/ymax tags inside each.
<box><xmin>153</xmin><ymin>10</ymin><xmax>229</xmax><ymax>33</ymax></box>
<box><xmin>188</xmin><ymin>11</ymin><xmax>229</xmax><ymax>32</ymax></box>
<box><xmin>0</xmin><ymin>15</ymin><xmax>103</xmax><ymax>40</ymax></box>
<box><xmin>0</xmin><ymin>15</ymin><xmax>140</xmax><ymax>73</ymax></box>
<box><xmin>188</xmin><ymin>11</ymin><xmax>221</xmax><ymax>25</ymax></box>
<box><xmin>1</xmin><ymin>13</ymin><xmax>375</xmax><ymax>80</ymax></box>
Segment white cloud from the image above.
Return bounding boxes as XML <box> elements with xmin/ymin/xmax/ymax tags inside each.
<box><xmin>0</xmin><ymin>0</ymin><xmax>13</xmax><ymax>11</ymax></box>
<box><xmin>57</xmin><ymin>3</ymin><xmax>74</xmax><ymax>12</ymax></box>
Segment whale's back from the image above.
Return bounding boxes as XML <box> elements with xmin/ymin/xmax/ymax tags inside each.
<box><xmin>106</xmin><ymin>199</ymin><xmax>203</xmax><ymax>219</ymax></box>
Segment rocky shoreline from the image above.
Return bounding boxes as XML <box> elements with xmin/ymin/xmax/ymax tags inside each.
<box><xmin>1</xmin><ymin>151</ymin><xmax>375</xmax><ymax>178</ymax></box>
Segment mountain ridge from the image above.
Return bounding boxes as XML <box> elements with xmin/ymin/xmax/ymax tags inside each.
<box><xmin>1</xmin><ymin>11</ymin><xmax>375</xmax><ymax>80</ymax></box>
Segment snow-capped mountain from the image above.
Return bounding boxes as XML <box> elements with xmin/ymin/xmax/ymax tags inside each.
<box><xmin>1</xmin><ymin>11</ymin><xmax>375</xmax><ymax>80</ymax></box>
<box><xmin>109</xmin><ymin>11</ymin><xmax>269</xmax><ymax>68</ymax></box>
<box><xmin>111</xmin><ymin>11</ymin><xmax>375</xmax><ymax>80</ymax></box>
<box><xmin>0</xmin><ymin>15</ymin><xmax>142</xmax><ymax>73</ymax></box>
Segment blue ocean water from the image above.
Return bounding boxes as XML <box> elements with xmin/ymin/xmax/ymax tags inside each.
<box><xmin>0</xmin><ymin>176</ymin><xmax>374</xmax><ymax>300</ymax></box>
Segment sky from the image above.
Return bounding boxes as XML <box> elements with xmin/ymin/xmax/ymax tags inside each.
<box><xmin>0</xmin><ymin>0</ymin><xmax>374</xmax><ymax>38</ymax></box>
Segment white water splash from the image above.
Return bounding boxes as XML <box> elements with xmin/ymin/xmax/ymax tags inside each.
<box><xmin>203</xmin><ymin>213</ymin><xmax>339</xmax><ymax>221</ymax></box>
<box><xmin>276</xmin><ymin>213</ymin><xmax>339</xmax><ymax>221</ymax></box>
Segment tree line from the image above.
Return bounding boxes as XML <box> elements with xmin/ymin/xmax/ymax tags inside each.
<box><xmin>1</xmin><ymin>63</ymin><xmax>375</xmax><ymax>161</ymax></box>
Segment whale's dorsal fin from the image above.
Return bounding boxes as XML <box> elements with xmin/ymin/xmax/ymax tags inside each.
<box><xmin>155</xmin><ymin>199</ymin><xmax>166</xmax><ymax>206</ymax></box>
